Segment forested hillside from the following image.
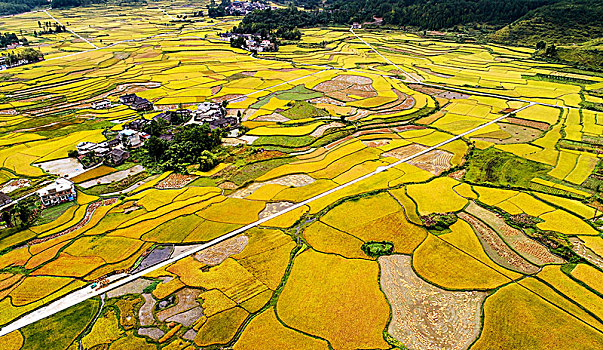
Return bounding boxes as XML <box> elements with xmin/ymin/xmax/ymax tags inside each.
<box><xmin>490</xmin><ymin>0</ymin><xmax>603</xmax><ymax>45</ymax></box>
<box><xmin>490</xmin><ymin>0</ymin><xmax>603</xmax><ymax>70</ymax></box>
<box><xmin>0</xmin><ymin>0</ymin><xmax>46</xmax><ymax>16</ymax></box>
<box><xmin>272</xmin><ymin>0</ymin><xmax>558</xmax><ymax>28</ymax></box>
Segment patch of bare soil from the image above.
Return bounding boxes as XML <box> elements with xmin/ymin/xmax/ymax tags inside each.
<box><xmin>212</xmin><ymin>94</ymin><xmax>244</xmax><ymax>103</ymax></box>
<box><xmin>408</xmin><ymin>84</ymin><xmax>470</xmax><ymax>99</ymax></box>
<box><xmin>380</xmin><ymin>255</ymin><xmax>486</xmax><ymax>350</ymax></box>
<box><xmin>195</xmin><ymin>235</ymin><xmax>249</xmax><ymax>266</ymax></box>
<box><xmin>309</xmin><ymin>96</ymin><xmax>346</xmax><ymax>106</ymax></box>
<box><xmin>211</xmin><ymin>85</ymin><xmax>222</xmax><ymax>95</ymax></box>
<box><xmin>459</xmin><ymin>212</ymin><xmax>540</xmax><ymax>274</ymax></box>
<box><xmin>465</xmin><ymin>202</ymin><xmax>564</xmax><ymax>265</ymax></box>
<box><xmin>314</xmin><ymin>75</ymin><xmax>377</xmax><ymax>102</ymax></box>
<box><xmin>138</xmin><ymin>327</ymin><xmax>165</xmax><ymax>340</ymax></box>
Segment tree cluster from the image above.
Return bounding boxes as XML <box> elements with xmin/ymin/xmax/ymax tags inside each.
<box><xmin>0</xmin><ymin>0</ymin><xmax>45</xmax><ymax>16</ymax></box>
<box><xmin>207</xmin><ymin>0</ymin><xmax>230</xmax><ymax>18</ymax></box>
<box><xmin>142</xmin><ymin>124</ymin><xmax>223</xmax><ymax>173</ymax></box>
<box><xmin>421</xmin><ymin>212</ymin><xmax>458</xmax><ymax>231</ymax></box>
<box><xmin>51</xmin><ymin>0</ymin><xmax>107</xmax><ymax>9</ymax></box>
<box><xmin>238</xmin><ymin>0</ymin><xmax>560</xmax><ymax>33</ymax></box>
<box><xmin>35</xmin><ymin>21</ymin><xmax>67</xmax><ymax>36</ymax></box>
<box><xmin>1</xmin><ymin>196</ymin><xmax>39</xmax><ymax>228</ymax></box>
<box><xmin>0</xmin><ymin>32</ymin><xmax>19</xmax><ymax>48</ymax></box>
<box><xmin>1</xmin><ymin>48</ymin><xmax>43</xmax><ymax>66</ymax></box>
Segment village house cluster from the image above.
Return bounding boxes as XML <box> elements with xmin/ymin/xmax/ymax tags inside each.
<box><xmin>224</xmin><ymin>32</ymin><xmax>277</xmax><ymax>52</ymax></box>
<box><xmin>120</xmin><ymin>93</ymin><xmax>154</xmax><ymax>112</ymax></box>
<box><xmin>225</xmin><ymin>1</ymin><xmax>271</xmax><ymax>16</ymax></box>
<box><xmin>191</xmin><ymin>102</ymin><xmax>240</xmax><ymax>130</ymax></box>
<box><xmin>76</xmin><ymin>131</ymin><xmax>138</xmax><ymax>168</ymax></box>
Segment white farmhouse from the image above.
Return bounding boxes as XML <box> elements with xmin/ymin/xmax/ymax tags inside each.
<box><xmin>37</xmin><ymin>178</ymin><xmax>77</xmax><ymax>208</ymax></box>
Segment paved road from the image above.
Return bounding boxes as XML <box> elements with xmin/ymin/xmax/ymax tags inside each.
<box><xmin>0</xmin><ymin>102</ymin><xmax>534</xmax><ymax>337</ymax></box>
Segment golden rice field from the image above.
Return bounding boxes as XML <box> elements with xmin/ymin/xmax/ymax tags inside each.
<box><xmin>0</xmin><ymin>1</ymin><xmax>602</xmax><ymax>349</ymax></box>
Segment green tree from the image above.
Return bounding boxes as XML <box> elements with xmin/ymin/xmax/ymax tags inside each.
<box><xmin>198</xmin><ymin>150</ymin><xmax>217</xmax><ymax>171</ymax></box>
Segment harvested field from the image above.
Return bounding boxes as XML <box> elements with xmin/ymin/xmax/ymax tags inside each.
<box><xmin>380</xmin><ymin>255</ymin><xmax>486</xmax><ymax>350</ymax></box>
<box><xmin>465</xmin><ymin>202</ymin><xmax>564</xmax><ymax>265</ymax></box>
<box><xmin>138</xmin><ymin>327</ymin><xmax>165</xmax><ymax>341</ymax></box>
<box><xmin>107</xmin><ymin>278</ymin><xmax>154</xmax><ymax>298</ymax></box>
<box><xmin>569</xmin><ymin>237</ymin><xmax>603</xmax><ymax>270</ymax></box>
<box><xmin>195</xmin><ymin>235</ymin><xmax>248</xmax><ymax>266</ymax></box>
<box><xmin>36</xmin><ymin>157</ymin><xmax>87</xmax><ymax>178</ymax></box>
<box><xmin>131</xmin><ymin>246</ymin><xmax>174</xmax><ymax>274</ymax></box>
<box><xmin>362</xmin><ymin>139</ymin><xmax>391</xmax><ymax>148</ymax></box>
<box><xmin>254</xmin><ymin>113</ymin><xmax>290</xmax><ymax>122</ymax></box>
<box><xmin>156</xmin><ymin>173</ymin><xmax>198</xmax><ymax>189</ymax></box>
<box><xmin>229</xmin><ymin>174</ymin><xmax>315</xmax><ymax>199</ymax></box>
<box><xmin>473</xmin><ymin>122</ymin><xmax>541</xmax><ymax>144</ymax></box>
<box><xmin>258</xmin><ymin>202</ymin><xmax>295</xmax><ymax>219</ymax></box>
<box><xmin>79</xmin><ymin>165</ymin><xmax>145</xmax><ymax>189</ymax></box>
<box><xmin>139</xmin><ymin>293</ymin><xmax>157</xmax><ymax>327</ymax></box>
<box><xmin>458</xmin><ymin>212</ymin><xmax>540</xmax><ymax>274</ymax></box>
<box><xmin>166</xmin><ymin>306</ymin><xmax>203</xmax><ymax>327</ymax></box>
<box><xmin>504</xmin><ymin>117</ymin><xmax>550</xmax><ymax>130</ymax></box>
<box><xmin>409</xmin><ymin>84</ymin><xmax>469</xmax><ymax>99</ymax></box>
<box><xmin>310</xmin><ymin>122</ymin><xmax>344</xmax><ymax>137</ymax></box>
<box><xmin>383</xmin><ymin>143</ymin><xmax>453</xmax><ymax>175</ymax></box>
<box><xmin>156</xmin><ymin>288</ymin><xmax>203</xmax><ymax>322</ymax></box>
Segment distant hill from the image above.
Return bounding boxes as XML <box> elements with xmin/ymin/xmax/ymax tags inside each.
<box><xmin>489</xmin><ymin>0</ymin><xmax>603</xmax><ymax>70</ymax></box>
<box><xmin>0</xmin><ymin>0</ymin><xmax>46</xmax><ymax>16</ymax></box>
<box><xmin>269</xmin><ymin>0</ymin><xmax>558</xmax><ymax>29</ymax></box>
<box><xmin>489</xmin><ymin>0</ymin><xmax>603</xmax><ymax>45</ymax></box>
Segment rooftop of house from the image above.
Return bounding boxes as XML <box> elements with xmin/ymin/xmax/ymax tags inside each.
<box><xmin>119</xmin><ymin>129</ymin><xmax>139</xmax><ymax>137</ymax></box>
<box><xmin>37</xmin><ymin>178</ymin><xmax>74</xmax><ymax>196</ymax></box>
<box><xmin>197</xmin><ymin>102</ymin><xmax>222</xmax><ymax>113</ymax></box>
<box><xmin>110</xmin><ymin>148</ymin><xmax>129</xmax><ymax>157</ymax></box>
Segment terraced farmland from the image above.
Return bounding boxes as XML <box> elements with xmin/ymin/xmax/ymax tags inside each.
<box><xmin>0</xmin><ymin>1</ymin><xmax>602</xmax><ymax>349</ymax></box>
